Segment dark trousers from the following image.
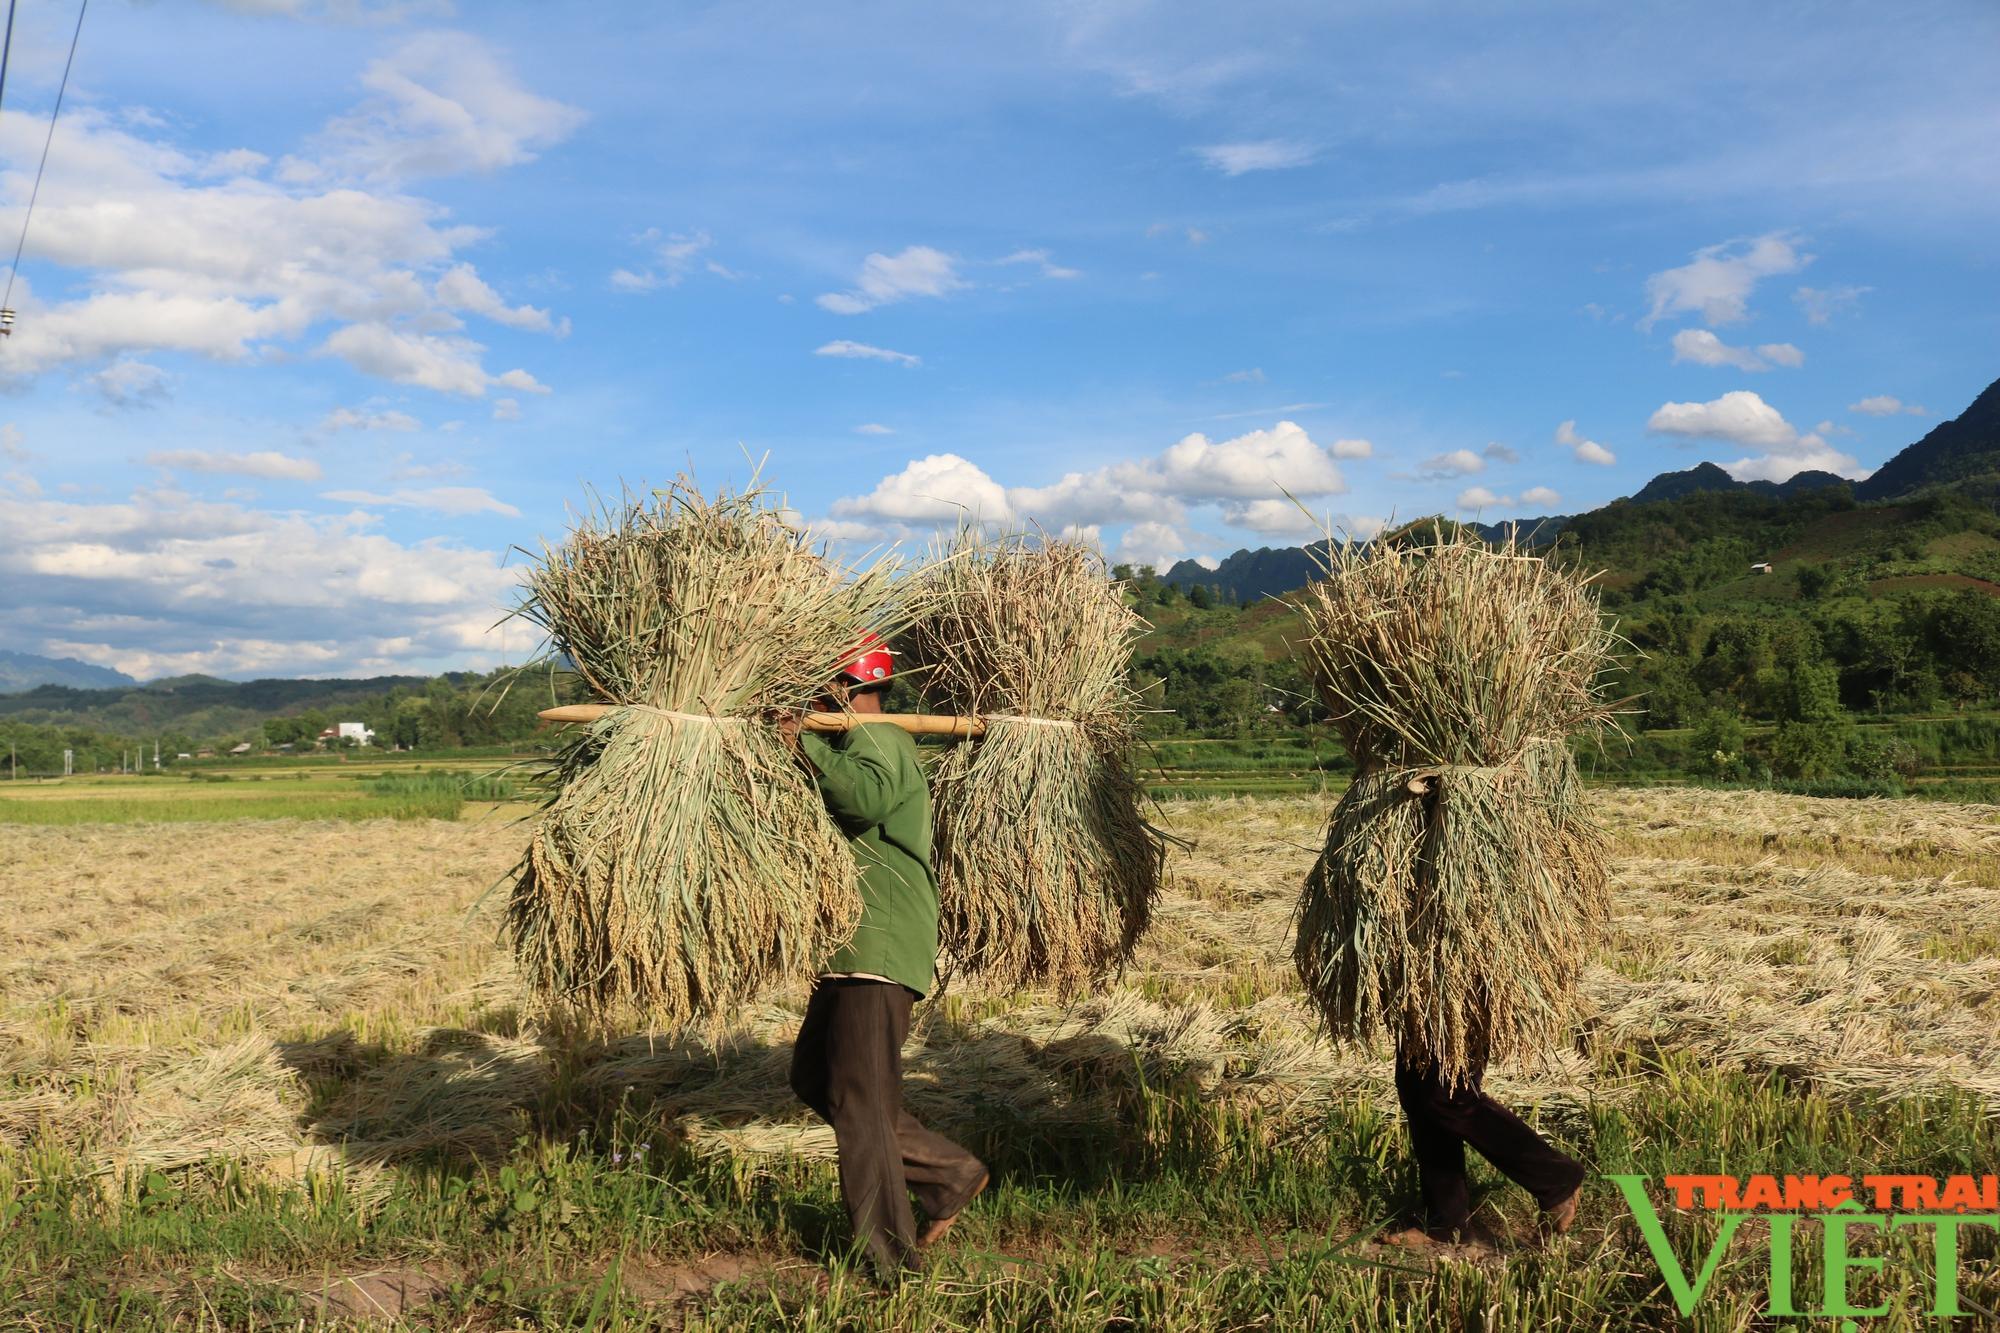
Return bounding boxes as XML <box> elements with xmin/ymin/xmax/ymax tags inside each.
<box><xmin>1393</xmin><ymin>1046</ymin><xmax>1585</xmax><ymax>1236</ymax></box>
<box><xmin>789</xmin><ymin>978</ymin><xmax>987</xmax><ymax>1276</ymax></box>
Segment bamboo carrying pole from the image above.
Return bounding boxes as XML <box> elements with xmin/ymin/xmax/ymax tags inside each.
<box><xmin>537</xmin><ymin>703</ymin><xmax>988</xmax><ymax>738</ymax></box>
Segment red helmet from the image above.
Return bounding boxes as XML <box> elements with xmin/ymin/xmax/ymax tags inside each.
<box><xmin>835</xmin><ymin>631</ymin><xmax>894</xmax><ymax>686</ymax></box>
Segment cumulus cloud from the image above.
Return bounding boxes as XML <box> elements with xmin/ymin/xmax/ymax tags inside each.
<box><xmin>1555</xmin><ymin>420</ymin><xmax>1617</xmax><ymax>466</ymax></box>
<box><xmin>1520</xmin><ymin>485</ymin><xmax>1561</xmax><ymax>509</ymax></box>
<box><xmin>1330</xmin><ymin>438</ymin><xmax>1373</xmax><ymax>458</ymax></box>
<box><xmin>1647</xmin><ymin>390</ymin><xmax>1798</xmax><ymax>447</ymax></box>
<box><xmin>1670</xmin><ymin>328</ymin><xmax>1805</xmax><ymax>372</ymax></box>
<box><xmin>1646</xmin><ymin>391</ymin><xmax>1862</xmax><ymax>482</ymax></box>
<box><xmin>322</xmin><ymin>405</ymin><xmax>420</xmax><ymax>432</ymax></box>
<box><xmin>1194</xmin><ymin>140</ymin><xmax>1315</xmax><ymax>175</ymax></box>
<box><xmin>319</xmin><ymin>484</ymin><xmax>520</xmax><ymax>516</ymax></box>
<box><xmin>1115</xmin><ymin>521</ymin><xmax>1196</xmax><ymax>569</ymax></box>
<box><xmin>91</xmin><ymin>358</ymin><xmax>173</xmax><ymax>408</ymax></box>
<box><xmin>1224</xmin><ymin>497</ymin><xmax>1323</xmax><ymax>536</ymax></box>
<box><xmin>829</xmin><ymin>453</ymin><xmax>1012</xmax><ymax>523</ymax></box>
<box><xmin>491</xmin><ymin>396</ymin><xmax>521</xmax><ymax>421</ymax></box>
<box><xmin>1482</xmin><ymin>442</ymin><xmax>1520</xmax><ymax>464</ymax></box>
<box><xmin>1640</xmin><ymin>231</ymin><xmax>1809</xmax><ymax>330</ymax></box>
<box><xmin>1851</xmin><ymin>395</ymin><xmax>1927</xmax><ymax>416</ymax></box>
<box><xmin>1417</xmin><ymin>448</ymin><xmax>1485</xmax><ymax>479</ymax></box>
<box><xmin>303</xmin><ymin>31</ymin><xmax>587</xmax><ymax>182</ymax></box>
<box><xmin>0</xmin><ymin>486</ymin><xmax>518</xmax><ymax>677</ymax></box>
<box><xmin>435</xmin><ymin>263</ymin><xmax>564</xmax><ymax>333</ymax></box>
<box><xmin>814</xmin><ymin>340</ymin><xmax>921</xmax><ymax>367</ymax></box>
<box><xmin>0</xmin><ymin>41</ymin><xmax>570</xmax><ymax>396</ymax></box>
<box><xmin>1794</xmin><ymin>284</ymin><xmax>1869</xmax><ymax>326</ymax></box>
<box><xmin>827</xmin><ymin>420</ymin><xmax>1361</xmax><ymax>553</ymax></box>
<box><xmin>817</xmin><ymin>246</ymin><xmax>965</xmax><ymax>314</ymax></box>
<box><xmin>853</xmin><ymin>423</ymin><xmax>894</xmax><ymax>435</ymax></box>
<box><xmin>147</xmin><ymin>450</ymin><xmax>323</xmax><ymax>481</ymax></box>
<box><xmin>1456</xmin><ymin>486</ymin><xmax>1506</xmax><ymax>509</ymax></box>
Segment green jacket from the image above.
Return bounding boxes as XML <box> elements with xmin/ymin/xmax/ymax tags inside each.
<box><xmin>799</xmin><ymin>724</ymin><xmax>940</xmax><ymax>996</ymax></box>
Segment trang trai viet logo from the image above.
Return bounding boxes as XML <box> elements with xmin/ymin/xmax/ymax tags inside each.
<box><xmin>1612</xmin><ymin>1174</ymin><xmax>2000</xmax><ymax>1323</ymax></box>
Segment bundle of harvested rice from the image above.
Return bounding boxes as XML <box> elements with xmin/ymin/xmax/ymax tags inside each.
<box><xmin>1291</xmin><ymin>526</ymin><xmax>1620</xmax><ymax>1084</ymax></box>
<box><xmin>909</xmin><ymin>533</ymin><xmax>1163</xmax><ymax>993</ymax></box>
<box><xmin>507</xmin><ymin>482</ymin><xmax>905</xmax><ymax>1027</ymax></box>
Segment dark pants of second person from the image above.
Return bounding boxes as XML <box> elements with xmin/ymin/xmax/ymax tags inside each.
<box><xmin>1393</xmin><ymin>1044</ymin><xmax>1586</xmax><ymax>1237</ymax></box>
<box><xmin>789</xmin><ymin>977</ymin><xmax>988</xmax><ymax>1276</ymax></box>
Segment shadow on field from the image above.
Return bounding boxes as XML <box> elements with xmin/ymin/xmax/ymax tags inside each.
<box><xmin>275</xmin><ymin>1009</ymin><xmax>1254</xmax><ymax>1193</ymax></box>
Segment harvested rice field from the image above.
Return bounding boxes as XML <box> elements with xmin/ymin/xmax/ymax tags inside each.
<box><xmin>4</xmin><ymin>789</ymin><xmax>1998</xmax><ymax>1329</ymax></box>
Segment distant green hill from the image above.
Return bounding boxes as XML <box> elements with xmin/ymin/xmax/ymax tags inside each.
<box><xmin>1627</xmin><ymin>462</ymin><xmax>1848</xmax><ymax>505</ymax></box>
<box><xmin>0</xmin><ymin>651</ymin><xmax>138</xmax><ymax>692</ymax></box>
<box><xmin>0</xmin><ymin>672</ymin><xmax>439</xmax><ymax>738</ymax></box>
<box><xmin>1856</xmin><ymin>374</ymin><xmax>2000</xmax><ymax>501</ymax></box>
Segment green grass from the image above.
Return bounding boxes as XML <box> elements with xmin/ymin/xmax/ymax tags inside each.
<box><xmin>0</xmin><ymin>764</ymin><xmax>529</xmax><ymax>824</ymax></box>
<box><xmin>4</xmin><ymin>1051</ymin><xmax>1993</xmax><ymax>1329</ymax></box>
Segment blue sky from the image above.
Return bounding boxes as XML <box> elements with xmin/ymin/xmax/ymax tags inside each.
<box><xmin>1</xmin><ymin>0</ymin><xmax>1996</xmax><ymax>679</ymax></box>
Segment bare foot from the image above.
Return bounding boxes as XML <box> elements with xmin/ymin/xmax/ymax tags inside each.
<box><xmin>1540</xmin><ymin>1184</ymin><xmax>1582</xmax><ymax>1238</ymax></box>
<box><xmin>917</xmin><ymin>1170</ymin><xmax>988</xmax><ymax>1246</ymax></box>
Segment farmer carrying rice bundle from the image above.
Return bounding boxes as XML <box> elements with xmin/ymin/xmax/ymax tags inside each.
<box><xmin>779</xmin><ymin>636</ymin><xmax>988</xmax><ymax>1280</ymax></box>
<box><xmin>1291</xmin><ymin>525</ymin><xmax>1620</xmax><ymax>1248</ymax></box>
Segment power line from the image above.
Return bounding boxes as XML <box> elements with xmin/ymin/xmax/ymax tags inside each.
<box><xmin>4</xmin><ymin>0</ymin><xmax>88</xmax><ymax>315</ymax></box>
<box><xmin>0</xmin><ymin>2</ymin><xmax>19</xmax><ymax>125</ymax></box>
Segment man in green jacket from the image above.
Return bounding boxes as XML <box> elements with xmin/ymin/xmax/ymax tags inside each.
<box><xmin>781</xmin><ymin>635</ymin><xmax>988</xmax><ymax>1279</ymax></box>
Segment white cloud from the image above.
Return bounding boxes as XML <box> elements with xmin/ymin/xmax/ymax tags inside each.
<box><xmin>1224</xmin><ymin>497</ymin><xmax>1323</xmax><ymax>536</ymax></box>
<box><xmin>491</xmin><ymin>396</ymin><xmax>521</xmax><ymax>421</ymax></box>
<box><xmin>1115</xmin><ymin>521</ymin><xmax>1194</xmax><ymax>569</ymax></box>
<box><xmin>610</xmin><ymin>229</ymin><xmax>720</xmax><ymax>292</ymax></box>
<box><xmin>1221</xmin><ymin>367</ymin><xmax>1265</xmax><ymax>384</ymax></box>
<box><xmin>0</xmin><ymin>55</ymin><xmax>566</xmax><ymax>397</ymax></box>
<box><xmin>1520</xmin><ymin>485</ymin><xmax>1562</xmax><ymax>509</ymax></box>
<box><xmin>1456</xmin><ymin>486</ymin><xmax>1506</xmax><ymax>509</ymax></box>
<box><xmin>829</xmin><ymin>453</ymin><xmax>1012</xmax><ymax>523</ymax></box>
<box><xmin>0</xmin><ymin>424</ymin><xmax>26</xmax><ymax>461</ymax></box>
<box><xmin>1330</xmin><ymin>438</ymin><xmax>1373</xmax><ymax>459</ymax></box>
<box><xmin>147</xmin><ymin>449</ymin><xmax>323</xmax><ymax>481</ymax></box>
<box><xmin>853</xmin><ymin>423</ymin><xmax>894</xmax><ymax>435</ymax></box>
<box><xmin>1640</xmin><ymin>231</ymin><xmax>1809</xmax><ymax>329</ymax></box>
<box><xmin>1194</xmin><ymin>140</ymin><xmax>1315</xmax><ymax>175</ymax></box>
<box><xmin>434</xmin><ymin>263</ymin><xmax>563</xmax><ymax>333</ymax></box>
<box><xmin>305</xmin><ymin>32</ymin><xmax>587</xmax><ymax>182</ymax></box>
<box><xmin>1670</xmin><ymin>328</ymin><xmax>1805</xmax><ymax>372</ymax></box>
<box><xmin>319</xmin><ymin>484</ymin><xmax>519</xmax><ymax>516</ymax></box>
<box><xmin>817</xmin><ymin>246</ymin><xmax>965</xmax><ymax>314</ymax></box>
<box><xmin>493</xmin><ymin>368</ymin><xmax>549</xmax><ymax>394</ymax></box>
<box><xmin>0</xmin><ymin>486</ymin><xmax>518</xmax><ymax>677</ymax></box>
<box><xmin>1417</xmin><ymin>448</ymin><xmax>1485</xmax><ymax>478</ymax></box>
<box><xmin>321</xmin><ymin>405</ymin><xmax>420</xmax><ymax>432</ymax></box>
<box><xmin>91</xmin><ymin>358</ymin><xmax>172</xmax><ymax>408</ymax></box>
<box><xmin>1850</xmin><ymin>395</ymin><xmax>1927</xmax><ymax>416</ymax></box>
<box><xmin>320</xmin><ymin>324</ymin><xmax>495</xmax><ymax>396</ymax></box>
<box><xmin>1647</xmin><ymin>390</ymin><xmax>1798</xmax><ymax>447</ymax></box>
<box><xmin>1556</xmin><ymin>420</ymin><xmax>1617</xmax><ymax>466</ymax></box>
<box><xmin>1482</xmin><ymin>442</ymin><xmax>1519</xmax><ymax>464</ymax></box>
<box><xmin>1645</xmin><ymin>392</ymin><xmax>1863</xmax><ymax>482</ymax></box>
<box><xmin>814</xmin><ymin>340</ymin><xmax>921</xmax><ymax>367</ymax></box>
<box><xmin>829</xmin><ymin>421</ymin><xmax>1363</xmax><ymax>554</ymax></box>
<box><xmin>996</xmin><ymin>248</ymin><xmax>1082</xmax><ymax>280</ymax></box>
<box><xmin>1794</xmin><ymin>285</ymin><xmax>1869</xmax><ymax>326</ymax></box>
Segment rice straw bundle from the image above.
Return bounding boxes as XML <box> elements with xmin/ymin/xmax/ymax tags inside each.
<box><xmin>507</xmin><ymin>482</ymin><xmax>905</xmax><ymax>1027</ymax></box>
<box><xmin>910</xmin><ymin>533</ymin><xmax>1163</xmax><ymax>993</ymax></box>
<box><xmin>1291</xmin><ymin>526</ymin><xmax>1619</xmax><ymax>1084</ymax></box>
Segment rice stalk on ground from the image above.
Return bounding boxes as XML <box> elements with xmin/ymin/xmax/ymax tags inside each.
<box><xmin>910</xmin><ymin>531</ymin><xmax>1164</xmax><ymax>993</ymax></box>
<box><xmin>1292</xmin><ymin>526</ymin><xmax>1621</xmax><ymax>1083</ymax></box>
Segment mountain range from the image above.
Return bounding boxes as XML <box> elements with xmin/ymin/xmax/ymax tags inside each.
<box><xmin>1166</xmin><ymin>373</ymin><xmax>2000</xmax><ymax>602</ymax></box>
